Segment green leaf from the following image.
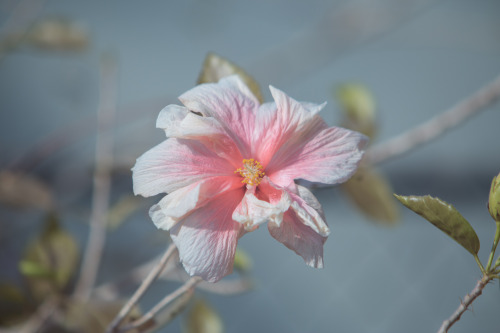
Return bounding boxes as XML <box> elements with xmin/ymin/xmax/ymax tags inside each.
<box><xmin>342</xmin><ymin>167</ymin><xmax>399</xmax><ymax>225</ymax></box>
<box><xmin>21</xmin><ymin>213</ymin><xmax>79</xmax><ymax>300</ymax></box>
<box><xmin>19</xmin><ymin>260</ymin><xmax>53</xmax><ymax>278</ymax></box>
<box><xmin>233</xmin><ymin>248</ymin><xmax>252</xmax><ymax>272</ymax></box>
<box><xmin>198</xmin><ymin>53</ymin><xmax>263</xmax><ymax>104</ymax></box>
<box><xmin>394</xmin><ymin>194</ymin><xmax>480</xmax><ymax>255</ymax></box>
<box><xmin>184</xmin><ymin>300</ymin><xmax>223</xmax><ymax>333</ymax></box>
<box><xmin>335</xmin><ymin>83</ymin><xmax>377</xmax><ymax>139</ymax></box>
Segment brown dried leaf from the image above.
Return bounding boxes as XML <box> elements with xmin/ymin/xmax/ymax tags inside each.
<box><xmin>342</xmin><ymin>166</ymin><xmax>399</xmax><ymax>225</ymax></box>
<box><xmin>0</xmin><ymin>170</ymin><xmax>53</xmax><ymax>210</ymax></box>
<box><xmin>198</xmin><ymin>53</ymin><xmax>263</xmax><ymax>103</ymax></box>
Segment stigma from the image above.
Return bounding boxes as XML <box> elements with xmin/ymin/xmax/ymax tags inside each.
<box><xmin>235</xmin><ymin>158</ymin><xmax>265</xmax><ymax>186</ymax></box>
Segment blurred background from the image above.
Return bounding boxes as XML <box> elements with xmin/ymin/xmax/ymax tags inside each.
<box><xmin>1</xmin><ymin>0</ymin><xmax>499</xmax><ymax>332</ymax></box>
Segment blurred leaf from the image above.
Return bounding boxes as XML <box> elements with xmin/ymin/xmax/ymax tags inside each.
<box><xmin>0</xmin><ymin>283</ymin><xmax>30</xmax><ymax>326</ymax></box>
<box><xmin>21</xmin><ymin>213</ymin><xmax>79</xmax><ymax>301</ymax></box>
<box><xmin>107</xmin><ymin>195</ymin><xmax>143</xmax><ymax>230</ymax></box>
<box><xmin>335</xmin><ymin>83</ymin><xmax>377</xmax><ymax>138</ymax></box>
<box><xmin>198</xmin><ymin>53</ymin><xmax>263</xmax><ymax>104</ymax></box>
<box><xmin>184</xmin><ymin>300</ymin><xmax>223</xmax><ymax>333</ymax></box>
<box><xmin>342</xmin><ymin>167</ymin><xmax>399</xmax><ymax>224</ymax></box>
<box><xmin>488</xmin><ymin>172</ymin><xmax>500</xmax><ymax>222</ymax></box>
<box><xmin>395</xmin><ymin>194</ymin><xmax>480</xmax><ymax>255</ymax></box>
<box><xmin>26</xmin><ymin>17</ymin><xmax>88</xmax><ymax>52</ymax></box>
<box><xmin>60</xmin><ymin>299</ymin><xmax>141</xmax><ymax>333</ymax></box>
<box><xmin>19</xmin><ymin>260</ymin><xmax>53</xmax><ymax>278</ymax></box>
<box><xmin>0</xmin><ymin>170</ymin><xmax>53</xmax><ymax>210</ymax></box>
<box><xmin>233</xmin><ymin>248</ymin><xmax>252</xmax><ymax>272</ymax></box>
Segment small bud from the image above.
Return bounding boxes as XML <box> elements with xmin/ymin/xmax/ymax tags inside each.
<box><xmin>335</xmin><ymin>83</ymin><xmax>376</xmax><ymax>138</ymax></box>
<box><xmin>488</xmin><ymin>172</ymin><xmax>500</xmax><ymax>222</ymax></box>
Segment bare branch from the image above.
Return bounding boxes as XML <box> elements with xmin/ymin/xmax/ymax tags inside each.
<box><xmin>437</xmin><ymin>276</ymin><xmax>493</xmax><ymax>333</ymax></box>
<box><xmin>73</xmin><ymin>55</ymin><xmax>118</xmax><ymax>301</ymax></box>
<box><xmin>106</xmin><ymin>243</ymin><xmax>178</xmax><ymax>333</ymax></box>
<box><xmin>116</xmin><ymin>276</ymin><xmax>202</xmax><ymax>333</ymax></box>
<box><xmin>366</xmin><ymin>73</ymin><xmax>500</xmax><ymax>165</ymax></box>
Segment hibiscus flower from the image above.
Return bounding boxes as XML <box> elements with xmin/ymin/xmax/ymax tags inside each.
<box><xmin>132</xmin><ymin>75</ymin><xmax>368</xmax><ymax>282</ymax></box>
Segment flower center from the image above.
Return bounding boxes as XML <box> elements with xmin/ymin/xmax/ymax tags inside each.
<box><xmin>235</xmin><ymin>158</ymin><xmax>265</xmax><ymax>186</ymax></box>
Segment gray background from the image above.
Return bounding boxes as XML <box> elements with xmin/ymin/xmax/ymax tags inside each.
<box><xmin>1</xmin><ymin>0</ymin><xmax>499</xmax><ymax>332</ymax></box>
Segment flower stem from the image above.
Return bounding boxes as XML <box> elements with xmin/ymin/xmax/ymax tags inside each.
<box><xmin>486</xmin><ymin>222</ymin><xmax>500</xmax><ymax>272</ymax></box>
<box><xmin>106</xmin><ymin>243</ymin><xmax>178</xmax><ymax>333</ymax></box>
<box><xmin>473</xmin><ymin>254</ymin><xmax>486</xmax><ymax>275</ymax></box>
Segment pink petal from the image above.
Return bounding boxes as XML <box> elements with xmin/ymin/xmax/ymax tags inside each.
<box><xmin>170</xmin><ymin>188</ymin><xmax>246</xmax><ymax>282</ymax></box>
<box><xmin>178</xmin><ymin>75</ymin><xmax>259</xmax><ymax>158</ymax></box>
<box><xmin>252</xmin><ymin>86</ymin><xmax>327</xmax><ymax>168</ymax></box>
<box><xmin>149</xmin><ymin>176</ymin><xmax>242</xmax><ymax>231</ymax></box>
<box><xmin>156</xmin><ymin>105</ymin><xmax>242</xmax><ymax>165</ymax></box>
<box><xmin>132</xmin><ymin>138</ymin><xmax>236</xmax><ymax>196</ymax></box>
<box><xmin>232</xmin><ymin>178</ymin><xmax>291</xmax><ymax>231</ymax></box>
<box><xmin>268</xmin><ymin>209</ymin><xmax>327</xmax><ymax>268</ymax></box>
<box><xmin>267</xmin><ymin>124</ymin><xmax>368</xmax><ymax>187</ymax></box>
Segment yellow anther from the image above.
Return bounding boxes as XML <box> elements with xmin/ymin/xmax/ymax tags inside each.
<box><xmin>234</xmin><ymin>158</ymin><xmax>265</xmax><ymax>186</ymax></box>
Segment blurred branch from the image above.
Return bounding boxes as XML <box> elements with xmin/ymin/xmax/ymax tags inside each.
<box><xmin>106</xmin><ymin>243</ymin><xmax>178</xmax><ymax>333</ymax></box>
<box><xmin>73</xmin><ymin>55</ymin><xmax>118</xmax><ymax>301</ymax></box>
<box><xmin>18</xmin><ymin>297</ymin><xmax>58</xmax><ymax>333</ymax></box>
<box><xmin>94</xmin><ymin>252</ymin><xmax>252</xmax><ymax>300</ymax></box>
<box><xmin>366</xmin><ymin>73</ymin><xmax>500</xmax><ymax>165</ymax></box>
<box><xmin>437</xmin><ymin>275</ymin><xmax>493</xmax><ymax>333</ymax></box>
<box><xmin>116</xmin><ymin>277</ymin><xmax>202</xmax><ymax>333</ymax></box>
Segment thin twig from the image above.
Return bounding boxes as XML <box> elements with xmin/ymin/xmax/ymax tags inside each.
<box><xmin>437</xmin><ymin>276</ymin><xmax>493</xmax><ymax>333</ymax></box>
<box><xmin>94</xmin><ymin>251</ymin><xmax>252</xmax><ymax>300</ymax></box>
<box><xmin>73</xmin><ymin>55</ymin><xmax>117</xmax><ymax>301</ymax></box>
<box><xmin>106</xmin><ymin>243</ymin><xmax>178</xmax><ymax>333</ymax></box>
<box><xmin>366</xmin><ymin>73</ymin><xmax>500</xmax><ymax>165</ymax></box>
<box><xmin>116</xmin><ymin>276</ymin><xmax>202</xmax><ymax>333</ymax></box>
<box><xmin>18</xmin><ymin>297</ymin><xmax>59</xmax><ymax>333</ymax></box>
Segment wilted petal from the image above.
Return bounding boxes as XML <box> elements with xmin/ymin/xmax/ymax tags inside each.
<box><xmin>179</xmin><ymin>75</ymin><xmax>259</xmax><ymax>157</ymax></box>
<box><xmin>268</xmin><ymin>209</ymin><xmax>327</xmax><ymax>268</ymax></box>
<box><xmin>150</xmin><ymin>176</ymin><xmax>242</xmax><ymax>231</ymax></box>
<box><xmin>232</xmin><ymin>179</ymin><xmax>291</xmax><ymax>231</ymax></box>
<box><xmin>132</xmin><ymin>138</ymin><xmax>235</xmax><ymax>196</ymax></box>
<box><xmin>288</xmin><ymin>185</ymin><xmax>329</xmax><ymax>237</ymax></box>
<box><xmin>170</xmin><ymin>188</ymin><xmax>246</xmax><ymax>282</ymax></box>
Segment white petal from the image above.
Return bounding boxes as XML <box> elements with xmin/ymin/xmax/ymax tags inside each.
<box><xmin>232</xmin><ymin>184</ymin><xmax>291</xmax><ymax>231</ymax></box>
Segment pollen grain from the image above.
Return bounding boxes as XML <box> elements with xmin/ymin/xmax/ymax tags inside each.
<box><xmin>235</xmin><ymin>158</ymin><xmax>265</xmax><ymax>186</ymax></box>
